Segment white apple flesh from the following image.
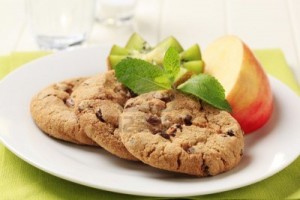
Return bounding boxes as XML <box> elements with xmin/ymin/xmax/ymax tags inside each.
<box><xmin>203</xmin><ymin>36</ymin><xmax>274</xmax><ymax>133</ymax></box>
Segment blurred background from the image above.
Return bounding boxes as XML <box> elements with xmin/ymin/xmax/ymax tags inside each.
<box><xmin>1</xmin><ymin>0</ymin><xmax>300</xmax><ymax>82</ymax></box>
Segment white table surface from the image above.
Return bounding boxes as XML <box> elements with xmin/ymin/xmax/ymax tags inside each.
<box><xmin>1</xmin><ymin>0</ymin><xmax>300</xmax><ymax>84</ymax></box>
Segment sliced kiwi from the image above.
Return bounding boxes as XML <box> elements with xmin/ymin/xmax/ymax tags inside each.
<box><xmin>180</xmin><ymin>44</ymin><xmax>202</xmax><ymax>61</ymax></box>
<box><xmin>125</xmin><ymin>33</ymin><xmax>151</xmax><ymax>52</ymax></box>
<box><xmin>108</xmin><ymin>55</ymin><xmax>126</xmax><ymax>68</ymax></box>
<box><xmin>108</xmin><ymin>33</ymin><xmax>184</xmax><ymax>69</ymax></box>
<box><xmin>176</xmin><ymin>44</ymin><xmax>204</xmax><ymax>76</ymax></box>
<box><xmin>173</xmin><ymin>67</ymin><xmax>194</xmax><ymax>87</ymax></box>
<box><xmin>107</xmin><ymin>33</ymin><xmax>151</xmax><ymax>69</ymax></box>
<box><xmin>145</xmin><ymin>36</ymin><xmax>184</xmax><ymax>65</ymax></box>
<box><xmin>107</xmin><ymin>33</ymin><xmax>205</xmax><ymax>81</ymax></box>
<box><xmin>110</xmin><ymin>45</ymin><xmax>130</xmax><ymax>55</ymax></box>
<box><xmin>182</xmin><ymin>60</ymin><xmax>204</xmax><ymax>74</ymax></box>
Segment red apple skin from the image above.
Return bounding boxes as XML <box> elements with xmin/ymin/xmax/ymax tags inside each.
<box><xmin>204</xmin><ymin>36</ymin><xmax>274</xmax><ymax>134</ymax></box>
<box><xmin>226</xmin><ymin>44</ymin><xmax>274</xmax><ymax>133</ymax></box>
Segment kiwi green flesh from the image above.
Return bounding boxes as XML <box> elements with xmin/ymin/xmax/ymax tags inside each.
<box><xmin>180</xmin><ymin>44</ymin><xmax>202</xmax><ymax>61</ymax></box>
<box><xmin>110</xmin><ymin>45</ymin><xmax>130</xmax><ymax>55</ymax></box>
<box><xmin>111</xmin><ymin>36</ymin><xmax>184</xmax><ymax>66</ymax></box>
<box><xmin>145</xmin><ymin>37</ymin><xmax>184</xmax><ymax>65</ymax></box>
<box><xmin>109</xmin><ymin>35</ymin><xmax>204</xmax><ymax>75</ymax></box>
<box><xmin>182</xmin><ymin>60</ymin><xmax>204</xmax><ymax>74</ymax></box>
<box><xmin>108</xmin><ymin>55</ymin><xmax>126</xmax><ymax>69</ymax></box>
<box><xmin>125</xmin><ymin>33</ymin><xmax>150</xmax><ymax>51</ymax></box>
<box><xmin>155</xmin><ymin>36</ymin><xmax>184</xmax><ymax>53</ymax></box>
<box><xmin>173</xmin><ymin>67</ymin><xmax>194</xmax><ymax>87</ymax></box>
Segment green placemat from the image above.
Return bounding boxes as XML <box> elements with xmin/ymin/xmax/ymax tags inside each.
<box><xmin>0</xmin><ymin>50</ymin><xmax>299</xmax><ymax>199</ymax></box>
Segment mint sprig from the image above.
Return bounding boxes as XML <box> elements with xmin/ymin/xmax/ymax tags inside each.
<box><xmin>163</xmin><ymin>47</ymin><xmax>180</xmax><ymax>82</ymax></box>
<box><xmin>114</xmin><ymin>47</ymin><xmax>232</xmax><ymax>112</ymax></box>
<box><xmin>177</xmin><ymin>74</ymin><xmax>231</xmax><ymax>112</ymax></box>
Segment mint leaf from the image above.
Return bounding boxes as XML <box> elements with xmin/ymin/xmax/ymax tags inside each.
<box><xmin>115</xmin><ymin>58</ymin><xmax>171</xmax><ymax>94</ymax></box>
<box><xmin>163</xmin><ymin>47</ymin><xmax>180</xmax><ymax>81</ymax></box>
<box><xmin>154</xmin><ymin>74</ymin><xmax>172</xmax><ymax>85</ymax></box>
<box><xmin>177</xmin><ymin>74</ymin><xmax>232</xmax><ymax>111</ymax></box>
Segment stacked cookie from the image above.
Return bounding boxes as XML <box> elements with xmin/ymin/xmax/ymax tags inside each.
<box><xmin>30</xmin><ymin>71</ymin><xmax>244</xmax><ymax>176</ymax></box>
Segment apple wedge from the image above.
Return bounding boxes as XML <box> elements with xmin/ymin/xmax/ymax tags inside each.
<box><xmin>203</xmin><ymin>35</ymin><xmax>273</xmax><ymax>133</ymax></box>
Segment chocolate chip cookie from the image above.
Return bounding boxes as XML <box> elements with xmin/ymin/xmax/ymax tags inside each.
<box><xmin>73</xmin><ymin>71</ymin><xmax>137</xmax><ymax>161</ymax></box>
<box><xmin>119</xmin><ymin>90</ymin><xmax>244</xmax><ymax>176</ymax></box>
<box><xmin>30</xmin><ymin>77</ymin><xmax>97</xmax><ymax>145</ymax></box>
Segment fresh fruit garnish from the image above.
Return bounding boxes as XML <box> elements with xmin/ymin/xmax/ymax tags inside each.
<box><xmin>108</xmin><ymin>33</ymin><xmax>151</xmax><ymax>70</ymax></box>
<box><xmin>115</xmin><ymin>47</ymin><xmax>231</xmax><ymax>111</ymax></box>
<box><xmin>203</xmin><ymin>35</ymin><xmax>273</xmax><ymax>133</ymax></box>
<box><xmin>107</xmin><ymin>33</ymin><xmax>204</xmax><ymax>78</ymax></box>
<box><xmin>125</xmin><ymin>32</ymin><xmax>151</xmax><ymax>52</ymax></box>
<box><xmin>180</xmin><ymin>44</ymin><xmax>204</xmax><ymax>74</ymax></box>
<box><xmin>145</xmin><ymin>36</ymin><xmax>183</xmax><ymax>66</ymax></box>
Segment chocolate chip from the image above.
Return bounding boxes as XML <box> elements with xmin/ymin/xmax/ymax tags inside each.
<box><xmin>199</xmin><ymin>100</ymin><xmax>204</xmax><ymax>111</ymax></box>
<box><xmin>160</xmin><ymin>96</ymin><xmax>172</xmax><ymax>103</ymax></box>
<box><xmin>95</xmin><ymin>109</ymin><xmax>105</xmax><ymax>122</ymax></box>
<box><xmin>176</xmin><ymin>124</ymin><xmax>183</xmax><ymax>132</ymax></box>
<box><xmin>65</xmin><ymin>98</ymin><xmax>74</xmax><ymax>107</ymax></box>
<box><xmin>160</xmin><ymin>93</ymin><xmax>175</xmax><ymax>103</ymax></box>
<box><xmin>177</xmin><ymin>158</ymin><xmax>181</xmax><ymax>169</ymax></box>
<box><xmin>227</xmin><ymin>130</ymin><xmax>235</xmax><ymax>137</ymax></box>
<box><xmin>146</xmin><ymin>115</ymin><xmax>161</xmax><ymax>125</ymax></box>
<box><xmin>159</xmin><ymin>131</ymin><xmax>170</xmax><ymax>140</ymax></box>
<box><xmin>65</xmin><ymin>88</ymin><xmax>73</xmax><ymax>94</ymax></box>
<box><xmin>183</xmin><ymin>115</ymin><xmax>192</xmax><ymax>126</ymax></box>
<box><xmin>204</xmin><ymin>165</ymin><xmax>209</xmax><ymax>174</ymax></box>
<box><xmin>201</xmin><ymin>164</ymin><xmax>210</xmax><ymax>176</ymax></box>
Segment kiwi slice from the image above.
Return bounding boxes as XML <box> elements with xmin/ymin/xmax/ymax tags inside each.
<box><xmin>107</xmin><ymin>33</ymin><xmax>204</xmax><ymax>79</ymax></box>
<box><xmin>125</xmin><ymin>33</ymin><xmax>150</xmax><ymax>52</ymax></box>
<box><xmin>108</xmin><ymin>33</ymin><xmax>184</xmax><ymax>69</ymax></box>
<box><xmin>179</xmin><ymin>44</ymin><xmax>204</xmax><ymax>74</ymax></box>
<box><xmin>182</xmin><ymin>60</ymin><xmax>204</xmax><ymax>74</ymax></box>
<box><xmin>108</xmin><ymin>55</ymin><xmax>126</xmax><ymax>68</ymax></box>
<box><xmin>180</xmin><ymin>44</ymin><xmax>202</xmax><ymax>61</ymax></box>
<box><xmin>110</xmin><ymin>45</ymin><xmax>130</xmax><ymax>55</ymax></box>
<box><xmin>173</xmin><ymin>67</ymin><xmax>194</xmax><ymax>87</ymax></box>
<box><xmin>107</xmin><ymin>33</ymin><xmax>151</xmax><ymax>69</ymax></box>
<box><xmin>145</xmin><ymin>36</ymin><xmax>184</xmax><ymax>65</ymax></box>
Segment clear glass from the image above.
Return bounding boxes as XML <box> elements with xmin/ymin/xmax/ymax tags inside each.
<box><xmin>27</xmin><ymin>0</ymin><xmax>95</xmax><ymax>50</ymax></box>
<box><xmin>95</xmin><ymin>0</ymin><xmax>137</xmax><ymax>26</ymax></box>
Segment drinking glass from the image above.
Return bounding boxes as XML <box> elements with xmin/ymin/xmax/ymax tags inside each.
<box><xmin>27</xmin><ymin>0</ymin><xmax>96</xmax><ymax>50</ymax></box>
<box><xmin>95</xmin><ymin>0</ymin><xmax>137</xmax><ymax>26</ymax></box>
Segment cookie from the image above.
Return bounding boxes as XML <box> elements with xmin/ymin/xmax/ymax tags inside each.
<box><xmin>30</xmin><ymin>77</ymin><xmax>97</xmax><ymax>146</ymax></box>
<box><xmin>73</xmin><ymin>71</ymin><xmax>137</xmax><ymax>161</ymax></box>
<box><xmin>119</xmin><ymin>90</ymin><xmax>244</xmax><ymax>176</ymax></box>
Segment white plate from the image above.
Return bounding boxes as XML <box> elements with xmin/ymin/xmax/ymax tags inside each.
<box><xmin>0</xmin><ymin>46</ymin><xmax>299</xmax><ymax>197</ymax></box>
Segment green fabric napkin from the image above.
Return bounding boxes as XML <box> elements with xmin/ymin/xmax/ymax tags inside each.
<box><xmin>0</xmin><ymin>50</ymin><xmax>299</xmax><ymax>199</ymax></box>
<box><xmin>0</xmin><ymin>51</ymin><xmax>50</xmax><ymax>80</ymax></box>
